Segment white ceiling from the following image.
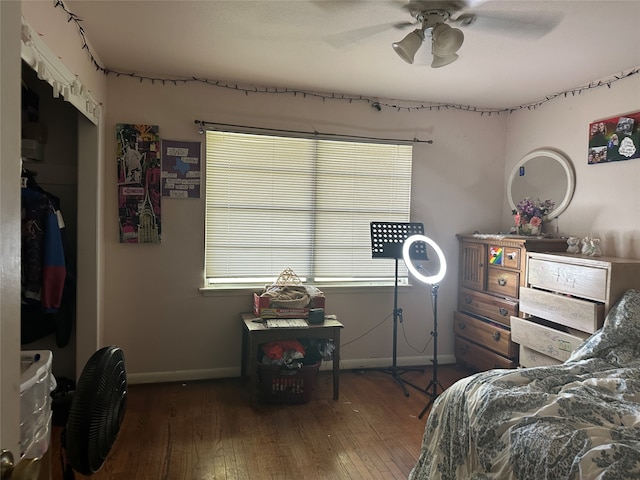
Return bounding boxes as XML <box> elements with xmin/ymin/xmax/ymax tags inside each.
<box><xmin>64</xmin><ymin>0</ymin><xmax>640</xmax><ymax>110</ymax></box>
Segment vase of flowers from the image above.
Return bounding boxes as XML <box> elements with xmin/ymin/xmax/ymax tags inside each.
<box><xmin>512</xmin><ymin>197</ymin><xmax>555</xmax><ymax>236</ymax></box>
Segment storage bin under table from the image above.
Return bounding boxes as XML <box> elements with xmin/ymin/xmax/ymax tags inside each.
<box><xmin>257</xmin><ymin>362</ymin><xmax>321</xmax><ymax>404</ymax></box>
<box><xmin>240</xmin><ymin>313</ymin><xmax>343</xmax><ymax>404</ymax></box>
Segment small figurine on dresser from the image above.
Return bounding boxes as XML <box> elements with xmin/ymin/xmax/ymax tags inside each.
<box><xmin>566</xmin><ymin>236</ymin><xmax>580</xmax><ymax>254</ymax></box>
<box><xmin>581</xmin><ymin>236</ymin><xmax>602</xmax><ymax>256</ymax></box>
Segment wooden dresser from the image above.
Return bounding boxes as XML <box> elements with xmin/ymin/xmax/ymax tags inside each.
<box><xmin>512</xmin><ymin>252</ymin><xmax>640</xmax><ymax>367</ymax></box>
<box><xmin>454</xmin><ymin>234</ymin><xmax>567</xmax><ymax>371</ymax></box>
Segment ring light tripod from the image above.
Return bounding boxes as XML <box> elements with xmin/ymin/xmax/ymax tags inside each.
<box><xmin>402</xmin><ymin>234</ymin><xmax>447</xmax><ymax>419</ymax></box>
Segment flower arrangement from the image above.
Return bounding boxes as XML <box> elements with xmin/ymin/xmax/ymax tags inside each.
<box><xmin>512</xmin><ymin>197</ymin><xmax>555</xmax><ymax>235</ymax></box>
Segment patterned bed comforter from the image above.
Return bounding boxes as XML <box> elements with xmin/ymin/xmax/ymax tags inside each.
<box><xmin>409</xmin><ymin>289</ymin><xmax>640</xmax><ymax>480</ymax></box>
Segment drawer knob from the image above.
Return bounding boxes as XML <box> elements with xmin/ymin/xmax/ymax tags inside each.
<box><xmin>458</xmin><ymin>322</ymin><xmax>466</xmax><ymax>330</ymax></box>
<box><xmin>492</xmin><ymin>331</ymin><xmax>501</xmax><ymax>341</ymax></box>
<box><xmin>498</xmin><ymin>278</ymin><xmax>507</xmax><ymax>286</ymax></box>
<box><xmin>499</xmin><ymin>307</ymin><xmax>508</xmax><ymax>316</ymax></box>
<box><xmin>464</xmin><ymin>296</ymin><xmax>472</xmax><ymax>304</ymax></box>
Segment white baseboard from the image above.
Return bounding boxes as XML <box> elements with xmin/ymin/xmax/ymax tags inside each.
<box><xmin>128</xmin><ymin>367</ymin><xmax>239</xmax><ymax>385</ymax></box>
<box><xmin>126</xmin><ymin>354</ymin><xmax>458</xmax><ymax>385</ymax></box>
<box><xmin>334</xmin><ymin>354</ymin><xmax>457</xmax><ymax>371</ymax></box>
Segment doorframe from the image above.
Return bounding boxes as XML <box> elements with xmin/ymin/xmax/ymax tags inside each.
<box><xmin>1</xmin><ymin>0</ymin><xmax>25</xmax><ymax>457</ymax></box>
<box><xmin>2</xmin><ymin>7</ymin><xmax>104</xmax><ymax>460</ymax></box>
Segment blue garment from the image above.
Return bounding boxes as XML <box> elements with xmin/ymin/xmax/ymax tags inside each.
<box><xmin>21</xmin><ymin>187</ymin><xmax>66</xmax><ymax>311</ymax></box>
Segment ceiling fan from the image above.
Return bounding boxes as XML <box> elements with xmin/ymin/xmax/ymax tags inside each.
<box><xmin>392</xmin><ymin>5</ymin><xmax>467</xmax><ymax>68</ymax></box>
<box><xmin>326</xmin><ymin>0</ymin><xmax>563</xmax><ymax>68</ymax></box>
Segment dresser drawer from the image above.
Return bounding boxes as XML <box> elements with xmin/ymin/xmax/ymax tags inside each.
<box><xmin>527</xmin><ymin>257</ymin><xmax>608</xmax><ymax>302</ymax></box>
<box><xmin>519</xmin><ymin>345</ymin><xmax>562</xmax><ymax>368</ymax></box>
<box><xmin>455</xmin><ymin>336</ymin><xmax>517</xmax><ymax>370</ymax></box>
<box><xmin>459</xmin><ymin>288</ymin><xmax>517</xmax><ymax>326</ymax></box>
<box><xmin>511</xmin><ymin>316</ymin><xmax>590</xmax><ymax>362</ymax></box>
<box><xmin>488</xmin><ymin>245</ymin><xmax>521</xmax><ymax>270</ymax></box>
<box><xmin>520</xmin><ymin>287</ymin><xmax>605</xmax><ymax>333</ymax></box>
<box><xmin>487</xmin><ymin>267</ymin><xmax>520</xmax><ymax>298</ymax></box>
<box><xmin>454</xmin><ymin>311</ymin><xmax>517</xmax><ymax>358</ymax></box>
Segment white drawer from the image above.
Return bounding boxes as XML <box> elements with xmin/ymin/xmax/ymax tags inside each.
<box><xmin>511</xmin><ymin>316</ymin><xmax>590</xmax><ymax>362</ymax></box>
<box><xmin>519</xmin><ymin>345</ymin><xmax>562</xmax><ymax>368</ymax></box>
<box><xmin>520</xmin><ymin>287</ymin><xmax>605</xmax><ymax>333</ymax></box>
<box><xmin>527</xmin><ymin>257</ymin><xmax>608</xmax><ymax>302</ymax></box>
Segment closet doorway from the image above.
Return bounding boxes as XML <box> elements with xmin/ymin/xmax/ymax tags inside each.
<box><xmin>21</xmin><ymin>60</ymin><xmax>78</xmax><ymax>380</ymax></box>
<box><xmin>21</xmin><ymin>60</ymin><xmax>101</xmax><ymax>383</ymax></box>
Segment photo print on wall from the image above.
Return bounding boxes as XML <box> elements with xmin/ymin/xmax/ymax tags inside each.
<box><xmin>588</xmin><ymin>111</ymin><xmax>640</xmax><ymax>165</ymax></box>
<box><xmin>116</xmin><ymin>123</ymin><xmax>161</xmax><ymax>243</ymax></box>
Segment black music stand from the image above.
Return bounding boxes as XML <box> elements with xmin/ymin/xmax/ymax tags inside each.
<box><xmin>370</xmin><ymin>221</ymin><xmax>428</xmax><ymax>396</ymax></box>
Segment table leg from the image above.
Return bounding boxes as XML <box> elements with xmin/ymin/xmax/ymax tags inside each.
<box><xmin>248</xmin><ymin>336</ymin><xmax>258</xmax><ymax>404</ymax></box>
<box><xmin>241</xmin><ymin>328</ymin><xmax>248</xmax><ymax>379</ymax></box>
<box><xmin>333</xmin><ymin>327</ymin><xmax>340</xmax><ymax>400</ymax></box>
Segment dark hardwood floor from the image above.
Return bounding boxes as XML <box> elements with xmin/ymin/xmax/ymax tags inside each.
<box><xmin>49</xmin><ymin>365</ymin><xmax>471</xmax><ymax>480</ymax></box>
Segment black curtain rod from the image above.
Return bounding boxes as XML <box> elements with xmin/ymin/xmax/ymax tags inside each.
<box><xmin>193</xmin><ymin>120</ymin><xmax>433</xmax><ymax>145</ymax></box>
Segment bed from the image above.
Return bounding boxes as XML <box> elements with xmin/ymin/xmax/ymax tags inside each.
<box><xmin>410</xmin><ymin>289</ymin><xmax>640</xmax><ymax>480</ymax></box>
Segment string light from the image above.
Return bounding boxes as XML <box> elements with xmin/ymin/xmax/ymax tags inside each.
<box><xmin>54</xmin><ymin>0</ymin><xmax>640</xmax><ymax>116</ymax></box>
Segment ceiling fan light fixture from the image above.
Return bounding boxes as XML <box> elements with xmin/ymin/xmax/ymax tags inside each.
<box><xmin>432</xmin><ymin>23</ymin><xmax>464</xmax><ymax>56</ymax></box>
<box><xmin>392</xmin><ymin>28</ymin><xmax>425</xmax><ymax>64</ymax></box>
<box><xmin>431</xmin><ymin>52</ymin><xmax>459</xmax><ymax>68</ymax></box>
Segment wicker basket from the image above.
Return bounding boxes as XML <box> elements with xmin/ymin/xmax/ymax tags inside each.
<box><xmin>257</xmin><ymin>362</ymin><xmax>320</xmax><ymax>404</ymax></box>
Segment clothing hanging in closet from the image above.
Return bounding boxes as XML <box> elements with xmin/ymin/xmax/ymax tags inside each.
<box><xmin>21</xmin><ymin>169</ymin><xmax>72</xmax><ymax>346</ymax></box>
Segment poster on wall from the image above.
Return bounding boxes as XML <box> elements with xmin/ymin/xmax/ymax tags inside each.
<box><xmin>116</xmin><ymin>123</ymin><xmax>161</xmax><ymax>243</ymax></box>
<box><xmin>588</xmin><ymin>110</ymin><xmax>640</xmax><ymax>165</ymax></box>
<box><xmin>161</xmin><ymin>140</ymin><xmax>201</xmax><ymax>198</ymax></box>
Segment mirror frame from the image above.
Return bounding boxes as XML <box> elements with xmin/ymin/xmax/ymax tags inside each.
<box><xmin>507</xmin><ymin>148</ymin><xmax>575</xmax><ymax>221</ymax></box>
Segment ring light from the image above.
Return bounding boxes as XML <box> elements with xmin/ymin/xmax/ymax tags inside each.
<box><xmin>402</xmin><ymin>233</ymin><xmax>448</xmax><ymax>419</ymax></box>
<box><xmin>402</xmin><ymin>235</ymin><xmax>447</xmax><ymax>285</ymax></box>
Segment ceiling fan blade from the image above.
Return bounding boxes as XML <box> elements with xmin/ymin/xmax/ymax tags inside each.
<box><xmin>313</xmin><ymin>0</ymin><xmax>406</xmax><ymax>10</ymax></box>
<box><xmin>402</xmin><ymin>0</ymin><xmax>471</xmax><ymax>15</ymax></box>
<box><xmin>325</xmin><ymin>21</ymin><xmax>413</xmax><ymax>48</ymax></box>
<box><xmin>461</xmin><ymin>10</ymin><xmax>563</xmax><ymax>39</ymax></box>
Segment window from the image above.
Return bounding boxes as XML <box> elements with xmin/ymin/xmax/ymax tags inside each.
<box><xmin>205</xmin><ymin>130</ymin><xmax>413</xmax><ymax>286</ymax></box>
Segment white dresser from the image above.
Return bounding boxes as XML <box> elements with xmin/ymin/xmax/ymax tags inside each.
<box><xmin>512</xmin><ymin>252</ymin><xmax>640</xmax><ymax>367</ymax></box>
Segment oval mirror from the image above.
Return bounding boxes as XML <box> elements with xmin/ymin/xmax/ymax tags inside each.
<box><xmin>508</xmin><ymin>148</ymin><xmax>575</xmax><ymax>220</ymax></box>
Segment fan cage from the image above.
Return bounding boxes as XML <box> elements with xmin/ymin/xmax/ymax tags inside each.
<box><xmin>65</xmin><ymin>345</ymin><xmax>127</xmax><ymax>476</ymax></box>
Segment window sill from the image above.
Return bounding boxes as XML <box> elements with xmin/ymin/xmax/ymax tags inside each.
<box><xmin>199</xmin><ymin>281</ymin><xmax>413</xmax><ymax>296</ymax></box>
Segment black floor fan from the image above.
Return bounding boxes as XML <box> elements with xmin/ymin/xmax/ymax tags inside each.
<box><xmin>370</xmin><ymin>222</ymin><xmax>429</xmax><ymax>396</ymax></box>
<box><xmin>60</xmin><ymin>345</ymin><xmax>127</xmax><ymax>479</ymax></box>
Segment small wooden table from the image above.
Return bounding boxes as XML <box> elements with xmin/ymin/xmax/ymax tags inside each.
<box><xmin>240</xmin><ymin>313</ymin><xmax>344</xmax><ymax>402</ymax></box>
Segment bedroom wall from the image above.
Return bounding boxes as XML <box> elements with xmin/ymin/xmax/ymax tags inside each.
<box><xmin>502</xmin><ymin>73</ymin><xmax>640</xmax><ymax>258</ymax></box>
<box><xmin>21</xmin><ymin>1</ymin><xmax>640</xmax><ymax>383</ymax></box>
<box><xmin>103</xmin><ymin>78</ymin><xmax>508</xmax><ymax>381</ymax></box>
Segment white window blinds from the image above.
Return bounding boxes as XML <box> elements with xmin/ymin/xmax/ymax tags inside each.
<box><xmin>205</xmin><ymin>130</ymin><xmax>412</xmax><ymax>284</ymax></box>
